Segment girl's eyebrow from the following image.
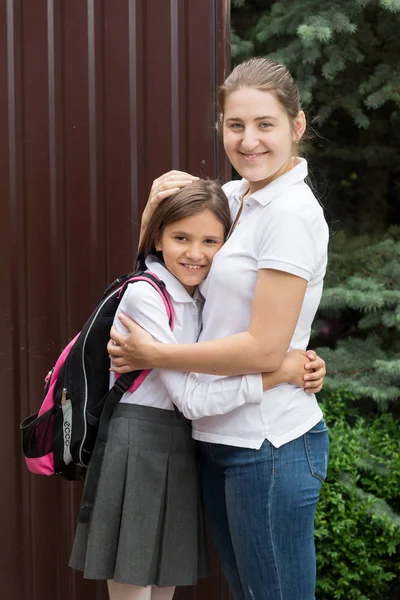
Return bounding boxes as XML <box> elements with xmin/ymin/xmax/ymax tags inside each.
<box><xmin>171</xmin><ymin>230</ymin><xmax>223</xmax><ymax>240</ymax></box>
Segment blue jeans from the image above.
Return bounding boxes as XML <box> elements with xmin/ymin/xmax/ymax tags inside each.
<box><xmin>199</xmin><ymin>419</ymin><xmax>329</xmax><ymax>600</ymax></box>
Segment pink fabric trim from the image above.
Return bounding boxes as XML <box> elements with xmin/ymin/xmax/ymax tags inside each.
<box><xmin>25</xmin><ymin>453</ymin><xmax>54</xmax><ymax>476</ymax></box>
<box><xmin>115</xmin><ymin>272</ymin><xmax>175</xmax><ymax>393</ymax></box>
<box><xmin>38</xmin><ymin>333</ymin><xmax>80</xmax><ymax>417</ymax></box>
<box><xmin>117</xmin><ymin>273</ymin><xmax>175</xmax><ymax>330</ymax></box>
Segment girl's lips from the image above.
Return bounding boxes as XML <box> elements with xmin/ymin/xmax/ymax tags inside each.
<box><xmin>179</xmin><ymin>263</ymin><xmax>206</xmax><ymax>273</ymax></box>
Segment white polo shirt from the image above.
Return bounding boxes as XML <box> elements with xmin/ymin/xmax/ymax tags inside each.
<box><xmin>110</xmin><ymin>256</ymin><xmax>262</xmax><ymax>419</ymax></box>
<box><xmin>191</xmin><ymin>158</ymin><xmax>329</xmax><ymax>449</ymax></box>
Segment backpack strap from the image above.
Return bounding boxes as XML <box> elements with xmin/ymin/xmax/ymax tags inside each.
<box><xmin>77</xmin><ymin>371</ymin><xmax>140</xmax><ymax>523</ymax></box>
<box><xmin>77</xmin><ymin>271</ymin><xmax>177</xmax><ymax>524</ymax></box>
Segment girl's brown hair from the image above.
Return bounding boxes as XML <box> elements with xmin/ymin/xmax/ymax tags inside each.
<box><xmin>217</xmin><ymin>58</ymin><xmax>303</xmax><ymax>137</ymax></box>
<box><xmin>137</xmin><ymin>179</ymin><xmax>231</xmax><ymax>269</ymax></box>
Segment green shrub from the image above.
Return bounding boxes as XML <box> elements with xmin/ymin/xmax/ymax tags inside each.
<box><xmin>316</xmin><ymin>391</ymin><xmax>400</xmax><ymax>599</ymax></box>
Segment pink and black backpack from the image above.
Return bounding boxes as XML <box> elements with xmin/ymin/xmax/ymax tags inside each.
<box><xmin>20</xmin><ymin>271</ymin><xmax>174</xmax><ymax>522</ymax></box>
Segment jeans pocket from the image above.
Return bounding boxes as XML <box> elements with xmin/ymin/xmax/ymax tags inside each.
<box><xmin>304</xmin><ymin>419</ymin><xmax>330</xmax><ymax>483</ymax></box>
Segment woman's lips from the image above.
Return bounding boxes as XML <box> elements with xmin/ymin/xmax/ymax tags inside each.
<box><xmin>239</xmin><ymin>151</ymin><xmax>268</xmax><ymax>162</ymax></box>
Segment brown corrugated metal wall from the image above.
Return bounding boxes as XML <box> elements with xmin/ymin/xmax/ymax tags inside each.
<box><xmin>0</xmin><ymin>1</ymin><xmax>231</xmax><ymax>598</ymax></box>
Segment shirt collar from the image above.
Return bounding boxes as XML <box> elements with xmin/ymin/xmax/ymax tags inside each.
<box><xmin>145</xmin><ymin>256</ymin><xmax>204</xmax><ymax>304</ymax></box>
<box><xmin>231</xmin><ymin>157</ymin><xmax>308</xmax><ymax>207</ymax></box>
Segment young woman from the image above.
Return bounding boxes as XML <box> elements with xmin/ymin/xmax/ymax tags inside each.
<box><xmin>69</xmin><ymin>179</ymin><xmax>325</xmax><ymax>600</ymax></box>
<box><xmin>109</xmin><ymin>58</ymin><xmax>330</xmax><ymax>600</ymax></box>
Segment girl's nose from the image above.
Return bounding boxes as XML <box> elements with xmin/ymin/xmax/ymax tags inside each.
<box><xmin>185</xmin><ymin>243</ymin><xmax>203</xmax><ymax>260</ymax></box>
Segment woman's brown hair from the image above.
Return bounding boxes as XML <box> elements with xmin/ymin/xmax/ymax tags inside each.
<box><xmin>137</xmin><ymin>179</ymin><xmax>231</xmax><ymax>270</ymax></box>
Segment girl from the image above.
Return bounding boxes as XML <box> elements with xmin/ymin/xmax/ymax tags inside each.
<box><xmin>70</xmin><ymin>179</ymin><xmax>325</xmax><ymax>600</ymax></box>
<box><xmin>109</xmin><ymin>58</ymin><xmax>330</xmax><ymax>600</ymax></box>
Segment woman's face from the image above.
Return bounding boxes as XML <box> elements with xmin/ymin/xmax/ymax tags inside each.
<box><xmin>222</xmin><ymin>87</ymin><xmax>305</xmax><ymax>193</ymax></box>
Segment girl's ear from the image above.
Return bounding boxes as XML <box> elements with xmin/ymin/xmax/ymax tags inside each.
<box><xmin>155</xmin><ymin>235</ymin><xmax>162</xmax><ymax>252</ymax></box>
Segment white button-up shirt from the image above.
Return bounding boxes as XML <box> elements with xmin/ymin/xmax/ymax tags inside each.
<box><xmin>110</xmin><ymin>256</ymin><xmax>262</xmax><ymax>419</ymax></box>
<box><xmin>192</xmin><ymin>158</ymin><xmax>329</xmax><ymax>449</ymax></box>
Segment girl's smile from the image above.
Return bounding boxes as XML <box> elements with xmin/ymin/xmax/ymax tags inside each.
<box><xmin>156</xmin><ymin>209</ymin><xmax>225</xmax><ymax>294</ymax></box>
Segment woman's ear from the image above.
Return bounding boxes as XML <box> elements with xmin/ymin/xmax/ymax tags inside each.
<box><xmin>215</xmin><ymin>113</ymin><xmax>224</xmax><ymax>136</ymax></box>
<box><xmin>293</xmin><ymin>110</ymin><xmax>306</xmax><ymax>142</ymax></box>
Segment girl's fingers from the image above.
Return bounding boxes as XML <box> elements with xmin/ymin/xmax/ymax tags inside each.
<box><xmin>304</xmin><ymin>366</ymin><xmax>325</xmax><ymax>382</ymax></box>
<box><xmin>304</xmin><ymin>373</ymin><xmax>324</xmax><ymax>389</ymax></box>
<box><xmin>305</xmin><ymin>382</ymin><xmax>323</xmax><ymax>393</ymax></box>
<box><xmin>305</xmin><ymin>357</ymin><xmax>326</xmax><ymax>373</ymax></box>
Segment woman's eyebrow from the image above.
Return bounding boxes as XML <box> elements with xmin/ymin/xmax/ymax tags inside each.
<box><xmin>225</xmin><ymin>116</ymin><xmax>277</xmax><ymax>122</ymax></box>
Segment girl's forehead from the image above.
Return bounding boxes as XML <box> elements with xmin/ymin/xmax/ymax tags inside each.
<box><xmin>163</xmin><ymin>209</ymin><xmax>225</xmax><ymax>232</ymax></box>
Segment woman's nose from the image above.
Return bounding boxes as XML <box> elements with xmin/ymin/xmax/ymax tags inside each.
<box><xmin>241</xmin><ymin>128</ymin><xmax>259</xmax><ymax>151</ymax></box>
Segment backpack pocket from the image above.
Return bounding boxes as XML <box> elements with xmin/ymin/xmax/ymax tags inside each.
<box><xmin>20</xmin><ymin>407</ymin><xmax>58</xmax><ymax>475</ymax></box>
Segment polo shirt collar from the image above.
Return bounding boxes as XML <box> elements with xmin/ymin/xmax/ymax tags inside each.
<box><xmin>145</xmin><ymin>256</ymin><xmax>204</xmax><ymax>304</ymax></box>
<box><xmin>231</xmin><ymin>157</ymin><xmax>308</xmax><ymax>207</ymax></box>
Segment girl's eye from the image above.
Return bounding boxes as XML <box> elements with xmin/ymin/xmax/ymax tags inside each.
<box><xmin>204</xmin><ymin>239</ymin><xmax>218</xmax><ymax>245</ymax></box>
<box><xmin>174</xmin><ymin>236</ymin><xmax>187</xmax><ymax>241</ymax></box>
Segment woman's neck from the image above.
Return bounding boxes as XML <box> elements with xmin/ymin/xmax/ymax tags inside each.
<box><xmin>247</xmin><ymin>156</ymin><xmax>298</xmax><ymax>195</ymax></box>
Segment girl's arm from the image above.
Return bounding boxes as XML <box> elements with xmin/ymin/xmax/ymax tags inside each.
<box><xmin>162</xmin><ymin>349</ymin><xmax>324</xmax><ymax>420</ymax></box>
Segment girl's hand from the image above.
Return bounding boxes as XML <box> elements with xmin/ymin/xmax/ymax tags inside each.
<box><xmin>108</xmin><ymin>314</ymin><xmax>157</xmax><ymax>373</ymax></box>
<box><xmin>303</xmin><ymin>350</ymin><xmax>326</xmax><ymax>393</ymax></box>
<box><xmin>141</xmin><ymin>170</ymin><xmax>199</xmax><ymax>231</ymax></box>
<box><xmin>277</xmin><ymin>349</ymin><xmax>326</xmax><ymax>392</ymax></box>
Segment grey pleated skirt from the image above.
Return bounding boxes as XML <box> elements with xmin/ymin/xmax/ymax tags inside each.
<box><xmin>69</xmin><ymin>403</ymin><xmax>210</xmax><ymax>587</ymax></box>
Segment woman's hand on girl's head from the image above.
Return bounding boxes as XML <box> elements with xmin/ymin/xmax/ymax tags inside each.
<box><xmin>108</xmin><ymin>314</ymin><xmax>157</xmax><ymax>373</ymax></box>
<box><xmin>141</xmin><ymin>171</ymin><xmax>200</xmax><ymax>230</ymax></box>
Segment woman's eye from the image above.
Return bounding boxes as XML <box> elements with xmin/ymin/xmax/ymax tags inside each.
<box><xmin>229</xmin><ymin>123</ymin><xmax>243</xmax><ymax>130</ymax></box>
<box><xmin>260</xmin><ymin>122</ymin><xmax>272</xmax><ymax>129</ymax></box>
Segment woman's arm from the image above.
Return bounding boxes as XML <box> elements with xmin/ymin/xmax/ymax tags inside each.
<box><xmin>109</xmin><ymin>269</ymin><xmax>307</xmax><ymax>376</ymax></box>
<box><xmin>117</xmin><ymin>281</ymin><xmax>281</xmax><ymax>419</ymax></box>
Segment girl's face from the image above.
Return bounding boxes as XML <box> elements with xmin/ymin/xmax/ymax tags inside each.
<box><xmin>155</xmin><ymin>208</ymin><xmax>225</xmax><ymax>295</ymax></box>
<box><xmin>222</xmin><ymin>87</ymin><xmax>305</xmax><ymax>193</ymax></box>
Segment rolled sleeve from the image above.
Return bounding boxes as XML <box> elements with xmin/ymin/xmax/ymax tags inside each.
<box><xmin>246</xmin><ymin>373</ymin><xmax>264</xmax><ymax>404</ymax></box>
<box><xmin>160</xmin><ymin>370</ymin><xmax>264</xmax><ymax>420</ymax></box>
